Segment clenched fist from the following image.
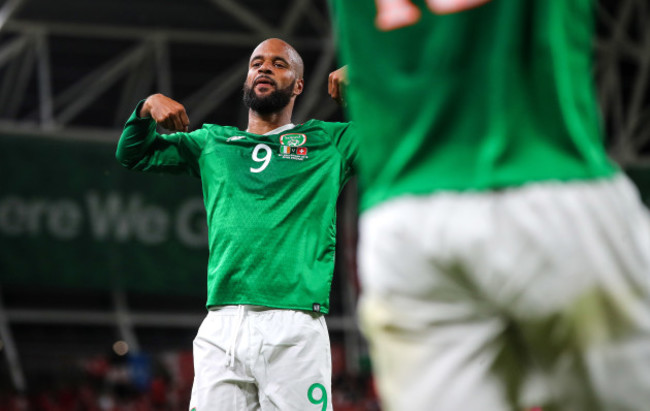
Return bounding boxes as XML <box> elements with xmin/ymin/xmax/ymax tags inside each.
<box><xmin>328</xmin><ymin>66</ymin><xmax>348</xmax><ymax>106</ymax></box>
<box><xmin>140</xmin><ymin>94</ymin><xmax>190</xmax><ymax>132</ymax></box>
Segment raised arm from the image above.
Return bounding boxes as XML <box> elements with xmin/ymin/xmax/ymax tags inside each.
<box><xmin>116</xmin><ymin>94</ymin><xmax>202</xmax><ymax>177</ymax></box>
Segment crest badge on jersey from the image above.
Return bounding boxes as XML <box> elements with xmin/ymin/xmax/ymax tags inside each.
<box><xmin>278</xmin><ymin>133</ymin><xmax>309</xmax><ymax>160</ymax></box>
<box><xmin>279</xmin><ymin>133</ymin><xmax>306</xmax><ymax>147</ymax></box>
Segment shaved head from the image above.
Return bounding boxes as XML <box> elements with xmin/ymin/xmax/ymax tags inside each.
<box><xmin>251</xmin><ymin>38</ymin><xmax>304</xmax><ymax>79</ymax></box>
<box><xmin>244</xmin><ymin>37</ymin><xmax>305</xmax><ymax>117</ymax></box>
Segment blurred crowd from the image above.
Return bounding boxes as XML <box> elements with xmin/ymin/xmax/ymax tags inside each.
<box><xmin>0</xmin><ymin>342</ymin><xmax>379</xmax><ymax>411</ymax></box>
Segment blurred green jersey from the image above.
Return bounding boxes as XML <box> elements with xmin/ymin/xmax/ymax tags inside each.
<box><xmin>330</xmin><ymin>0</ymin><xmax>616</xmax><ymax>211</ymax></box>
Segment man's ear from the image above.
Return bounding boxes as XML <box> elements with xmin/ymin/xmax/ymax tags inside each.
<box><xmin>293</xmin><ymin>78</ymin><xmax>304</xmax><ymax>96</ymax></box>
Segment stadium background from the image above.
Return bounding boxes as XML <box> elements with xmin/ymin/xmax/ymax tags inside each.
<box><xmin>0</xmin><ymin>0</ymin><xmax>648</xmax><ymax>409</ymax></box>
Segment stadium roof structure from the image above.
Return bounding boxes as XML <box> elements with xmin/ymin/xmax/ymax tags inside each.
<box><xmin>0</xmin><ymin>0</ymin><xmax>649</xmax><ymax>162</ymax></box>
<box><xmin>0</xmin><ymin>0</ymin><xmax>342</xmax><ymax>141</ymax></box>
<box><xmin>596</xmin><ymin>0</ymin><xmax>650</xmax><ymax>164</ymax></box>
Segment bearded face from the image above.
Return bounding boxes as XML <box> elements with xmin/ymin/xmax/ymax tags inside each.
<box><xmin>242</xmin><ymin>78</ymin><xmax>296</xmax><ymax>115</ymax></box>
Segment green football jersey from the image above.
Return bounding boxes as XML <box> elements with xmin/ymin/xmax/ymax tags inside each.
<box><xmin>116</xmin><ymin>103</ymin><xmax>357</xmax><ymax>313</ymax></box>
<box><xmin>330</xmin><ymin>0</ymin><xmax>617</xmax><ymax>211</ymax></box>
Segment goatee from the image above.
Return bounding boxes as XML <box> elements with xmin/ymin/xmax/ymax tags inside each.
<box><xmin>243</xmin><ymin>80</ymin><xmax>295</xmax><ymax>115</ymax></box>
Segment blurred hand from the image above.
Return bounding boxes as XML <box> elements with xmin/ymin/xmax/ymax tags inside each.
<box><xmin>328</xmin><ymin>66</ymin><xmax>348</xmax><ymax>106</ymax></box>
<box><xmin>140</xmin><ymin>94</ymin><xmax>190</xmax><ymax>132</ymax></box>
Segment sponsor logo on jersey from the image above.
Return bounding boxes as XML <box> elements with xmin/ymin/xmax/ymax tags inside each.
<box><xmin>278</xmin><ymin>134</ymin><xmax>309</xmax><ymax>160</ymax></box>
<box><xmin>279</xmin><ymin>133</ymin><xmax>307</xmax><ymax>147</ymax></box>
<box><xmin>226</xmin><ymin>135</ymin><xmax>246</xmax><ymax>142</ymax></box>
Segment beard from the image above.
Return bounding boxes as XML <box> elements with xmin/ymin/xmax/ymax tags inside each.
<box><xmin>243</xmin><ymin>79</ymin><xmax>295</xmax><ymax>115</ymax></box>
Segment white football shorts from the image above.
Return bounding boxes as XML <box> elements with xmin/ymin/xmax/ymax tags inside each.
<box><xmin>189</xmin><ymin>305</ymin><xmax>332</xmax><ymax>411</ymax></box>
<box><xmin>358</xmin><ymin>174</ymin><xmax>650</xmax><ymax>411</ymax></box>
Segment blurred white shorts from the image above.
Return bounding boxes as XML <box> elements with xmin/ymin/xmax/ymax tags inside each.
<box><xmin>358</xmin><ymin>174</ymin><xmax>650</xmax><ymax>411</ymax></box>
<box><xmin>189</xmin><ymin>305</ymin><xmax>332</xmax><ymax>411</ymax></box>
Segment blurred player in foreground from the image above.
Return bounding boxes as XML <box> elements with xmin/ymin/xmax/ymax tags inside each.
<box><xmin>116</xmin><ymin>38</ymin><xmax>357</xmax><ymax>410</ymax></box>
<box><xmin>328</xmin><ymin>0</ymin><xmax>650</xmax><ymax>410</ymax></box>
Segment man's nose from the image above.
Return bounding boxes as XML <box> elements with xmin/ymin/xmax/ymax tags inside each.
<box><xmin>258</xmin><ymin>61</ymin><xmax>273</xmax><ymax>73</ymax></box>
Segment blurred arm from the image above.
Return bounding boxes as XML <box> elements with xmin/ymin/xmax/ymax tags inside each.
<box><xmin>427</xmin><ymin>0</ymin><xmax>493</xmax><ymax>14</ymax></box>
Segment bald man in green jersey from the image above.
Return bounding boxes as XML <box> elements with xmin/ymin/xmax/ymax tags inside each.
<box><xmin>117</xmin><ymin>38</ymin><xmax>357</xmax><ymax>411</ymax></box>
<box><xmin>328</xmin><ymin>1</ymin><xmax>650</xmax><ymax>410</ymax></box>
